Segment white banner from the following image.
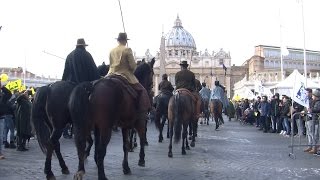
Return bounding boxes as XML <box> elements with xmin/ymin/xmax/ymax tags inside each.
<box><xmin>292</xmin><ymin>75</ymin><xmax>309</xmax><ymax>108</ymax></box>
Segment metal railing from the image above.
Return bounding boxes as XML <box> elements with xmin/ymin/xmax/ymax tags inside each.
<box><xmin>289</xmin><ymin>112</ymin><xmax>320</xmax><ymax>159</ymax></box>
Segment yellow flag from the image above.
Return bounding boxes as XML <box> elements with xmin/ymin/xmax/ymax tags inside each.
<box><xmin>5</xmin><ymin>79</ymin><xmax>22</xmax><ymax>91</ymax></box>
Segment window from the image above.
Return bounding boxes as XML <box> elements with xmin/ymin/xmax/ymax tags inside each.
<box><xmin>219</xmin><ymin>59</ymin><xmax>224</xmax><ymax>65</ymax></box>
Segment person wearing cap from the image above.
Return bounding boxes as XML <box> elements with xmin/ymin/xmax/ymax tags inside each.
<box><xmin>304</xmin><ymin>89</ymin><xmax>320</xmax><ymax>154</ymax></box>
<box><xmin>62</xmin><ymin>38</ymin><xmax>100</xmax><ymax>84</ymax></box>
<box><xmin>108</xmin><ymin>32</ymin><xmax>151</xmax><ymax>114</ymax></box>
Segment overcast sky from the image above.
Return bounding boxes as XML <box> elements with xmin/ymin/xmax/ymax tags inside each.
<box><xmin>0</xmin><ymin>0</ymin><xmax>319</xmax><ymax>78</ymax></box>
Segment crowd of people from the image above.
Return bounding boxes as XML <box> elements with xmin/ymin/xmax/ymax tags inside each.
<box><xmin>0</xmin><ymin>83</ymin><xmax>34</xmax><ymax>160</ymax></box>
<box><xmin>233</xmin><ymin>88</ymin><xmax>320</xmax><ymax>156</ymax></box>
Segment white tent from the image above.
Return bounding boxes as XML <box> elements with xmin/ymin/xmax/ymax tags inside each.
<box><xmin>271</xmin><ymin>69</ymin><xmax>319</xmax><ymax>96</ymax></box>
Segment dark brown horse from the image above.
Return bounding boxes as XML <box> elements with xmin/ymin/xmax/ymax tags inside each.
<box><xmin>166</xmin><ymin>89</ymin><xmax>195</xmax><ymax>158</ymax></box>
<box><xmin>210</xmin><ymin>99</ymin><xmax>224</xmax><ymax>130</ymax></box>
<box><xmin>31</xmin><ymin>63</ymin><xmax>107</xmax><ymax>180</ymax></box>
<box><xmin>70</xmin><ymin>60</ymin><xmax>154</xmax><ymax>180</ymax></box>
<box><xmin>200</xmin><ymin>98</ymin><xmax>210</xmax><ymax>125</ymax></box>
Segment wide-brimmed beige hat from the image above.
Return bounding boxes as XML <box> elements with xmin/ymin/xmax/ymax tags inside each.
<box><xmin>76</xmin><ymin>38</ymin><xmax>88</xmax><ymax>46</ymax></box>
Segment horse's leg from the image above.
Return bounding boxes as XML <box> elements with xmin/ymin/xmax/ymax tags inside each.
<box><xmin>136</xmin><ymin>113</ymin><xmax>147</xmax><ymax>167</ymax></box>
<box><xmin>182</xmin><ymin>124</ymin><xmax>187</xmax><ymax>155</ymax></box>
<box><xmin>121</xmin><ymin>128</ymin><xmax>131</xmax><ymax>175</ymax></box>
<box><xmin>159</xmin><ymin>115</ymin><xmax>166</xmax><ymax>142</ymax></box>
<box><xmin>96</xmin><ymin>129</ymin><xmax>111</xmax><ymax>180</ymax></box>
<box><xmin>188</xmin><ymin>121</ymin><xmax>192</xmax><ymax>140</ymax></box>
<box><xmin>85</xmin><ymin>133</ymin><xmax>93</xmax><ymax>159</ymax></box>
<box><xmin>134</xmin><ymin>130</ymin><xmax>138</xmax><ymax>147</ymax></box>
<box><xmin>144</xmin><ymin>119</ymin><xmax>148</xmax><ymax>146</ymax></box>
<box><xmin>44</xmin><ymin>143</ymin><xmax>55</xmax><ymax>180</ymax></box>
<box><xmin>74</xmin><ymin>128</ymin><xmax>87</xmax><ymax>180</ymax></box>
<box><xmin>166</xmin><ymin>116</ymin><xmax>170</xmax><ymax>139</ymax></box>
<box><xmin>190</xmin><ymin>119</ymin><xmax>197</xmax><ymax>147</ymax></box>
<box><xmin>215</xmin><ymin>116</ymin><xmax>219</xmax><ymax>130</ymax></box>
<box><xmin>168</xmin><ymin>119</ymin><xmax>174</xmax><ymax>158</ymax></box>
<box><xmin>129</xmin><ymin>129</ymin><xmax>134</xmax><ymax>152</ymax></box>
<box><xmin>51</xmin><ymin>129</ymin><xmax>69</xmax><ymax>175</ymax></box>
<box><xmin>94</xmin><ymin>126</ymin><xmax>100</xmax><ymax>166</ymax></box>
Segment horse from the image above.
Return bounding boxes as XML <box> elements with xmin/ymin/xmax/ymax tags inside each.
<box><xmin>166</xmin><ymin>89</ymin><xmax>195</xmax><ymax>158</ymax></box>
<box><xmin>210</xmin><ymin>99</ymin><xmax>224</xmax><ymax>130</ymax></box>
<box><xmin>70</xmin><ymin>59</ymin><xmax>154</xmax><ymax>180</ymax></box>
<box><xmin>200</xmin><ymin>97</ymin><xmax>210</xmax><ymax>125</ymax></box>
<box><xmin>154</xmin><ymin>91</ymin><xmax>172</xmax><ymax>142</ymax></box>
<box><xmin>31</xmin><ymin>63</ymin><xmax>106</xmax><ymax>180</ymax></box>
<box><xmin>129</xmin><ymin>58</ymin><xmax>155</xmax><ymax>151</ymax></box>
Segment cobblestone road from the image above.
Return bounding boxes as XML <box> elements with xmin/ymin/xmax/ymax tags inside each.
<box><xmin>1</xmin><ymin>116</ymin><xmax>320</xmax><ymax>180</ymax></box>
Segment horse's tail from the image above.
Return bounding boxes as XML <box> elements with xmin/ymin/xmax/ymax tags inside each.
<box><xmin>31</xmin><ymin>85</ymin><xmax>50</xmax><ymax>154</ymax></box>
<box><xmin>174</xmin><ymin>93</ymin><xmax>182</xmax><ymax>143</ymax></box>
<box><xmin>69</xmin><ymin>82</ymin><xmax>93</xmax><ymax>143</ymax></box>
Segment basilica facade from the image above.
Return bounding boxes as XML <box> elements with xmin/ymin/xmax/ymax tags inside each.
<box><xmin>137</xmin><ymin>16</ymin><xmax>246</xmax><ymax>98</ymax></box>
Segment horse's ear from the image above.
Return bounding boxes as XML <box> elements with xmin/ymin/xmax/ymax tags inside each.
<box><xmin>150</xmin><ymin>57</ymin><xmax>155</xmax><ymax>68</ymax></box>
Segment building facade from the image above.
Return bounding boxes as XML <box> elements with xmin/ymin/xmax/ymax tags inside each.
<box><xmin>137</xmin><ymin>16</ymin><xmax>246</xmax><ymax>98</ymax></box>
<box><xmin>246</xmin><ymin>45</ymin><xmax>320</xmax><ymax>82</ymax></box>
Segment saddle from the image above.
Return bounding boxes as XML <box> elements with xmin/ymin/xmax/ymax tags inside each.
<box><xmin>175</xmin><ymin>88</ymin><xmax>196</xmax><ymax>103</ymax></box>
<box><xmin>104</xmin><ymin>75</ymin><xmax>138</xmax><ymax>99</ymax></box>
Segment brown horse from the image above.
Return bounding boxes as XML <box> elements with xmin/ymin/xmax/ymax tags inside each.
<box><xmin>69</xmin><ymin>61</ymin><xmax>154</xmax><ymax>180</ymax></box>
<box><xmin>210</xmin><ymin>99</ymin><xmax>224</xmax><ymax>130</ymax></box>
<box><xmin>166</xmin><ymin>89</ymin><xmax>195</xmax><ymax>158</ymax></box>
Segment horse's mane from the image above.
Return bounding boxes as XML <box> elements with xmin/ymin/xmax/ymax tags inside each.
<box><xmin>134</xmin><ymin>62</ymin><xmax>152</xmax><ymax>82</ymax></box>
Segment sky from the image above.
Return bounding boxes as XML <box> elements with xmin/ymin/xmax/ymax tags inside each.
<box><xmin>0</xmin><ymin>0</ymin><xmax>319</xmax><ymax>78</ymax></box>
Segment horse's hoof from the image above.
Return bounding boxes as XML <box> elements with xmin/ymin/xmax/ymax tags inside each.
<box><xmin>129</xmin><ymin>149</ymin><xmax>134</xmax><ymax>152</ymax></box>
<box><xmin>144</xmin><ymin>141</ymin><xmax>148</xmax><ymax>146</ymax></box>
<box><xmin>46</xmin><ymin>174</ymin><xmax>56</xmax><ymax>180</ymax></box>
<box><xmin>73</xmin><ymin>171</ymin><xmax>85</xmax><ymax>180</ymax></box>
<box><xmin>138</xmin><ymin>160</ymin><xmax>145</xmax><ymax>167</ymax></box>
<box><xmin>186</xmin><ymin>146</ymin><xmax>190</xmax><ymax>150</ymax></box>
<box><xmin>168</xmin><ymin>152</ymin><xmax>173</xmax><ymax>158</ymax></box>
<box><xmin>123</xmin><ymin>167</ymin><xmax>131</xmax><ymax>175</ymax></box>
<box><xmin>182</xmin><ymin>150</ymin><xmax>186</xmax><ymax>155</ymax></box>
<box><xmin>188</xmin><ymin>136</ymin><xmax>192</xmax><ymax>140</ymax></box>
<box><xmin>158</xmin><ymin>139</ymin><xmax>163</xmax><ymax>143</ymax></box>
<box><xmin>190</xmin><ymin>141</ymin><xmax>195</xmax><ymax>147</ymax></box>
<box><xmin>62</xmin><ymin>168</ymin><xmax>70</xmax><ymax>175</ymax></box>
<box><xmin>167</xmin><ymin>134</ymin><xmax>170</xmax><ymax>138</ymax></box>
<box><xmin>134</xmin><ymin>142</ymin><xmax>138</xmax><ymax>147</ymax></box>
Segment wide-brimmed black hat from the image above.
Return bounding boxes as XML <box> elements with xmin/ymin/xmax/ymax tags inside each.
<box><xmin>116</xmin><ymin>32</ymin><xmax>130</xmax><ymax>41</ymax></box>
<box><xmin>76</xmin><ymin>38</ymin><xmax>88</xmax><ymax>46</ymax></box>
<box><xmin>179</xmin><ymin>61</ymin><xmax>189</xmax><ymax>66</ymax></box>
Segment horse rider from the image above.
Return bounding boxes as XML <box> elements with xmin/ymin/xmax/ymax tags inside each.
<box><xmin>199</xmin><ymin>82</ymin><xmax>211</xmax><ymax>101</ymax></box>
<box><xmin>108</xmin><ymin>32</ymin><xmax>151</xmax><ymax>117</ymax></box>
<box><xmin>158</xmin><ymin>74</ymin><xmax>174</xmax><ymax>96</ymax></box>
<box><xmin>175</xmin><ymin>61</ymin><xmax>201</xmax><ymax>118</ymax></box>
<box><xmin>210</xmin><ymin>80</ymin><xmax>228</xmax><ymax>110</ymax></box>
<box><xmin>62</xmin><ymin>38</ymin><xmax>100</xmax><ymax>138</ymax></box>
<box><xmin>62</xmin><ymin>38</ymin><xmax>100</xmax><ymax>84</ymax></box>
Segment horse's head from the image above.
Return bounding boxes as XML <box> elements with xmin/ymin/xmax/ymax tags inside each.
<box><xmin>134</xmin><ymin>57</ymin><xmax>155</xmax><ymax>92</ymax></box>
<box><xmin>97</xmin><ymin>62</ymin><xmax>109</xmax><ymax>77</ymax></box>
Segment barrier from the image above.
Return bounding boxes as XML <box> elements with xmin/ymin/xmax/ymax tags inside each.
<box><xmin>289</xmin><ymin>112</ymin><xmax>320</xmax><ymax>159</ymax></box>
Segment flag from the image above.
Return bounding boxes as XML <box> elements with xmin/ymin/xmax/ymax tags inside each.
<box><xmin>292</xmin><ymin>76</ymin><xmax>309</xmax><ymax>108</ymax></box>
<box><xmin>222</xmin><ymin>64</ymin><xmax>227</xmax><ymax>76</ymax></box>
<box><xmin>281</xmin><ymin>45</ymin><xmax>289</xmax><ymax>56</ymax></box>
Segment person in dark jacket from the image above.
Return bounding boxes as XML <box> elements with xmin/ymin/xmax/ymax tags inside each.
<box><xmin>281</xmin><ymin>95</ymin><xmax>291</xmax><ymax>136</ymax></box>
<box><xmin>15</xmin><ymin>91</ymin><xmax>32</xmax><ymax>151</ymax></box>
<box><xmin>158</xmin><ymin>74</ymin><xmax>174</xmax><ymax>95</ymax></box>
<box><xmin>62</xmin><ymin>38</ymin><xmax>100</xmax><ymax>83</ymax></box>
<box><xmin>258</xmin><ymin>96</ymin><xmax>271</xmax><ymax>132</ymax></box>
<box><xmin>0</xmin><ymin>82</ymin><xmax>12</xmax><ymax>159</ymax></box>
<box><xmin>175</xmin><ymin>61</ymin><xmax>196</xmax><ymax>92</ymax></box>
<box><xmin>270</xmin><ymin>93</ymin><xmax>281</xmax><ymax>133</ymax></box>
